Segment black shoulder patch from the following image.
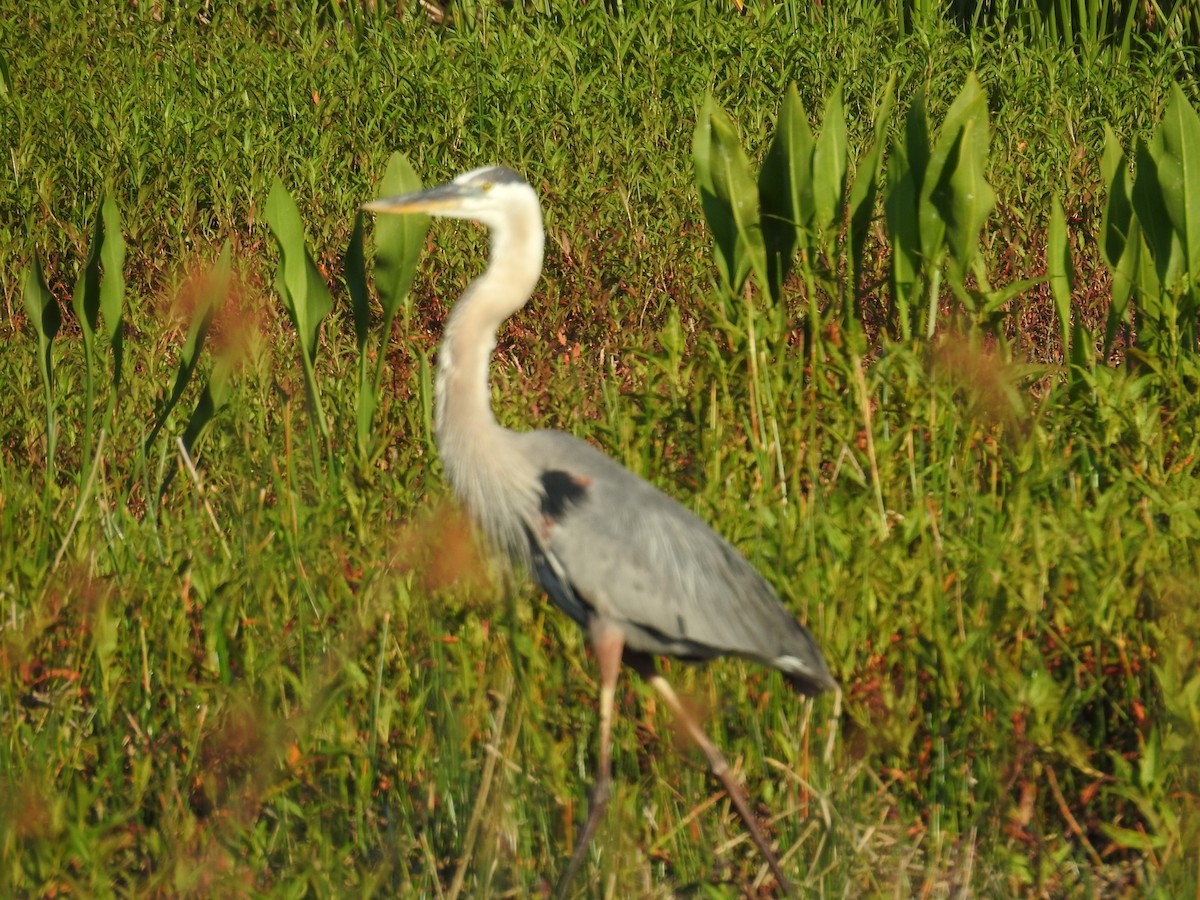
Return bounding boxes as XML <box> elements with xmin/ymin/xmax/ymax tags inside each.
<box><xmin>539</xmin><ymin>470</ymin><xmax>590</xmax><ymax>520</ymax></box>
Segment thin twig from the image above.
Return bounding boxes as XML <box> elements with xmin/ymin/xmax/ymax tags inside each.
<box><xmin>419</xmin><ymin>831</ymin><xmax>446</xmax><ymax>900</ymax></box>
<box><xmin>176</xmin><ymin>437</ymin><xmax>232</xmax><ymax>560</ymax></box>
<box><xmin>446</xmin><ymin>676</ymin><xmax>514</xmax><ymax>900</ymax></box>
<box><xmin>51</xmin><ymin>427</ymin><xmax>107</xmax><ymax>572</ymax></box>
<box><xmin>1045</xmin><ymin>765</ymin><xmax>1104</xmax><ymax>868</ymax></box>
<box><xmin>824</xmin><ymin>686</ymin><xmax>842</xmax><ymax>766</ymax></box>
<box><xmin>852</xmin><ymin>359</ymin><xmax>890</xmax><ymax>539</ymax></box>
<box><xmin>765</xmin><ymin>757</ymin><xmax>833</xmax><ymax>831</ymax></box>
<box><xmin>647</xmin><ymin>786</ymin><xmax>728</xmax><ymax>855</ymax></box>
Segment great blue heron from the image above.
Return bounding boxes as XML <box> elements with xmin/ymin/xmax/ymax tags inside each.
<box><xmin>365</xmin><ymin>166</ymin><xmax>836</xmax><ymax>896</ymax></box>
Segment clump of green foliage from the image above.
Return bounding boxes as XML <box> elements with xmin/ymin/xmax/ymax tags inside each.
<box><xmin>1</xmin><ymin>1</ymin><xmax>1198</xmax><ymax>897</ymax></box>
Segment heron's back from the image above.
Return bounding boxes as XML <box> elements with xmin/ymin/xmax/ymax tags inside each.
<box><xmin>514</xmin><ymin>429</ymin><xmax>836</xmax><ymax>695</ymax></box>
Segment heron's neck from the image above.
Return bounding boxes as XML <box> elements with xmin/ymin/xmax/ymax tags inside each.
<box><xmin>434</xmin><ymin>214</ymin><xmax>544</xmax><ymax>528</ymax></box>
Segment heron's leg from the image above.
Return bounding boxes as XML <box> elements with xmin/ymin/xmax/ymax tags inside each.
<box><xmin>554</xmin><ymin>619</ymin><xmax>624</xmax><ymax>899</ymax></box>
<box><xmin>630</xmin><ymin>656</ymin><xmax>795</xmax><ymax>896</ymax></box>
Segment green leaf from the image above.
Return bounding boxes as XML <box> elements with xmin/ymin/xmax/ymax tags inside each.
<box><xmin>929</xmin><ymin>75</ymin><xmax>994</xmax><ymax>285</ymax></box>
<box><xmin>180</xmin><ymin>354</ymin><xmax>236</xmax><ymax>457</ymax></box>
<box><xmin>1048</xmin><ymin>197</ymin><xmax>1073</xmax><ymax>358</ymax></box>
<box><xmin>373</xmin><ymin>152</ymin><xmax>430</xmax><ymax>321</ymax></box>
<box><xmin>354</xmin><ymin>153</ymin><xmax>430</xmax><ymax>460</ymax></box>
<box><xmin>1100</xmin><ymin>125</ymin><xmax>1140</xmax><ymax>352</ymax></box>
<box><xmin>356</xmin><ymin>376</ymin><xmax>378</xmax><ymax>460</ymax></box>
<box><xmin>23</xmin><ymin>251</ymin><xmax>60</xmax><ymax>386</ymax></box>
<box><xmin>946</xmin><ymin>119</ymin><xmax>995</xmax><ymax>281</ymax></box>
<box><xmin>1152</xmin><ymin>84</ymin><xmax>1200</xmax><ymax>285</ymax></box>
<box><xmin>1070</xmin><ymin>320</ymin><xmax>1095</xmax><ymax>379</ymax></box>
<box><xmin>265</xmin><ymin>177</ymin><xmax>332</xmax><ymax>446</ymax></box>
<box><xmin>759</xmin><ymin>83</ymin><xmax>815</xmax><ymax>302</ymax></box>
<box><xmin>1133</xmin><ymin>135</ymin><xmax>1184</xmax><ymax>290</ymax></box>
<box><xmin>71</xmin><ymin>200</ymin><xmax>106</xmax><ymax>465</ymax></box>
<box><xmin>885</xmin><ymin>96</ymin><xmax>928</xmax><ymax>339</ymax></box>
<box><xmin>266</xmin><ymin>177</ymin><xmax>333</xmax><ymax>365</ymax></box>
<box><xmin>1100</xmin><ymin>126</ymin><xmax>1133</xmax><ymax>270</ymax></box>
<box><xmin>72</xmin><ymin>200</ymin><xmax>105</xmax><ymax>351</ymax></box>
<box><xmin>1098</xmin><ymin>821</ymin><xmax>1168</xmax><ymax>852</ymax></box>
<box><xmin>99</xmin><ymin>198</ymin><xmax>124</xmax><ymax>344</ymax></box>
<box><xmin>1057</xmin><ymin>731</ymin><xmax>1106</xmax><ymax>780</ymax></box>
<box><xmin>811</xmin><ymin>84</ymin><xmax>848</xmax><ymax>238</ymax></box>
<box><xmin>23</xmin><ymin>252</ymin><xmax>60</xmax><ymax>472</ymax></box>
<box><xmin>99</xmin><ymin>197</ymin><xmax>126</xmax><ymax>394</ymax></box>
<box><xmin>916</xmin><ymin>104</ymin><xmax>950</xmax><ymax>270</ymax></box>
<box><xmin>694</xmin><ymin>96</ymin><xmax>767</xmax><ymax>298</ymax></box>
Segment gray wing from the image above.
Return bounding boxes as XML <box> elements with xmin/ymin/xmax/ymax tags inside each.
<box><xmin>516</xmin><ymin>429</ymin><xmax>836</xmax><ymax>695</ymax></box>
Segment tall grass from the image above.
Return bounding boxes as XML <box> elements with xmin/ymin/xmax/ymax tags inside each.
<box><xmin>1</xmin><ymin>1</ymin><xmax>1198</xmax><ymax>896</ymax></box>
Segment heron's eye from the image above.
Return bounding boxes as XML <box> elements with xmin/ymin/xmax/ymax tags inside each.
<box><xmin>481</xmin><ymin>182</ymin><xmax>493</xmax><ymax>192</ymax></box>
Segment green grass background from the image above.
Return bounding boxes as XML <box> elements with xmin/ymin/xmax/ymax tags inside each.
<box><xmin>2</xmin><ymin>1</ymin><xmax>1199</xmax><ymax>896</ymax></box>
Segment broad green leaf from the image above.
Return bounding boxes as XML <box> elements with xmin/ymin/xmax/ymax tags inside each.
<box><xmin>266</xmin><ymin>177</ymin><xmax>332</xmax><ymax>445</ymax></box>
<box><xmin>943</xmin><ymin>118</ymin><xmax>995</xmax><ymax>282</ymax></box>
<box><xmin>694</xmin><ymin>97</ymin><xmax>738</xmax><ymax>293</ymax></box>
<box><xmin>266</xmin><ymin>177</ymin><xmax>333</xmax><ymax>364</ymax></box>
<box><xmin>885</xmin><ymin>151</ymin><xmax>919</xmax><ymax>338</ymax></box>
<box><xmin>1153</xmin><ymin>84</ymin><xmax>1200</xmax><ymax>285</ymax></box>
<box><xmin>695</xmin><ymin>97</ymin><xmax>767</xmax><ymax>297</ymax></box>
<box><xmin>903</xmin><ymin>90</ymin><xmax>931</xmax><ymax>186</ymax></box>
<box><xmin>885</xmin><ymin>100</ymin><xmax>926</xmax><ymax>339</ymax></box>
<box><xmin>1133</xmin><ymin>237</ymin><xmax>1163</xmax><ymax>317</ymax></box>
<box><xmin>937</xmin><ymin>73</ymin><xmax>989</xmax><ymax>165</ymax></box>
<box><xmin>355</xmin><ymin>153</ymin><xmax>430</xmax><ymax>459</ymax></box>
<box><xmin>1132</xmin><ymin>136</ymin><xmax>1183</xmax><ymax>290</ymax></box>
<box><xmin>374</xmin><ymin>152</ymin><xmax>430</xmax><ymax>321</ymax></box>
<box><xmin>99</xmin><ymin>198</ymin><xmax>124</xmax><ymax>344</ymax></box>
<box><xmin>759</xmin><ymin>83</ymin><xmax>815</xmax><ymax>301</ymax></box>
<box><xmin>99</xmin><ymin>197</ymin><xmax>126</xmax><ymax>394</ymax></box>
<box><xmin>1099</xmin><ymin>126</ymin><xmax>1161</xmax><ymax>356</ymax></box>
<box><xmin>811</xmin><ymin>84</ymin><xmax>848</xmax><ymax>238</ymax></box>
<box><xmin>926</xmin><ymin>75</ymin><xmax>994</xmax><ymax>285</ymax></box>
<box><xmin>23</xmin><ymin>253</ymin><xmax>60</xmax><ymax>471</ymax></box>
<box><xmin>357</xmin><ymin>379</ymin><xmax>378</xmax><ymax>459</ymax></box>
<box><xmin>72</xmin><ymin>200</ymin><xmax>105</xmax><ymax>350</ymax></box>
<box><xmin>1048</xmin><ymin>197</ymin><xmax>1073</xmax><ymax>357</ymax></box>
<box><xmin>23</xmin><ymin>252</ymin><xmax>60</xmax><ymax>388</ymax></box>
<box><xmin>1071</xmin><ymin>320</ymin><xmax>1095</xmax><ymax>376</ymax></box>
<box><xmin>916</xmin><ymin>100</ymin><xmax>951</xmax><ymax>270</ymax></box>
<box><xmin>71</xmin><ymin>200</ymin><xmax>106</xmax><ymax>464</ymax></box>
<box><xmin>1100</xmin><ymin>126</ymin><xmax>1137</xmax><ymax>313</ymax></box>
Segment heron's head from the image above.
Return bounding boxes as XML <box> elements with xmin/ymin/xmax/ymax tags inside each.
<box><xmin>363</xmin><ymin>165</ymin><xmax>537</xmax><ymax>232</ymax></box>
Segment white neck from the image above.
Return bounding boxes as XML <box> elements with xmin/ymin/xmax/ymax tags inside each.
<box><xmin>432</xmin><ymin>196</ymin><xmax>545</xmax><ymax>557</ymax></box>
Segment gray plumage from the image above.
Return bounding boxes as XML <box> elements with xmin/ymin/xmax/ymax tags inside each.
<box><xmin>520</xmin><ymin>428</ymin><xmax>832</xmax><ymax>690</ymax></box>
<box><xmin>365</xmin><ymin>165</ymin><xmax>835</xmax><ymax>894</ymax></box>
